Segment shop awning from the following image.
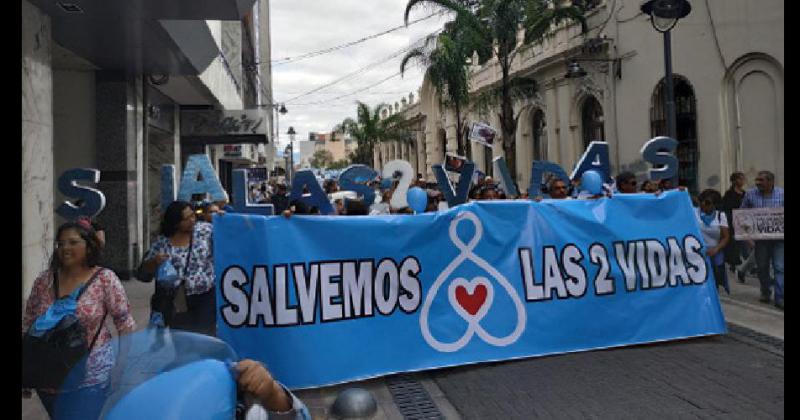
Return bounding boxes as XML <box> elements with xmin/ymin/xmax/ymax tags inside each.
<box><xmin>29</xmin><ymin>0</ymin><xmax>257</xmax><ymax>75</ymax></box>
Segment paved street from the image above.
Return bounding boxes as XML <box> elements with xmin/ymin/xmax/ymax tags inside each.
<box><xmin>430</xmin><ymin>333</ymin><xmax>783</xmax><ymax>419</ymax></box>
<box><xmin>22</xmin><ymin>271</ymin><xmax>783</xmax><ymax>419</ymax></box>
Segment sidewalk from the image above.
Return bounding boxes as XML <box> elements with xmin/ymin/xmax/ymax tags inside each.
<box><xmin>717</xmin><ymin>267</ymin><xmax>784</xmax><ymax>339</ymax></box>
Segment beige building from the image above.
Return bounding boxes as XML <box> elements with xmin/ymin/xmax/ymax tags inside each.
<box><xmin>309</xmin><ymin>132</ymin><xmax>358</xmax><ymax>165</ymax></box>
<box><xmin>378</xmin><ymin>0</ymin><xmax>783</xmax><ymax>193</ymax></box>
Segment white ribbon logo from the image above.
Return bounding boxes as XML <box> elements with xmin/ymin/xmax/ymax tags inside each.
<box><xmin>420</xmin><ymin>211</ymin><xmax>526</xmax><ymax>352</ymax></box>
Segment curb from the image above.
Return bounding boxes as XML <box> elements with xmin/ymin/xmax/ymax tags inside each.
<box><xmin>719</xmin><ymin>295</ymin><xmax>784</xmax><ymax>317</ymax></box>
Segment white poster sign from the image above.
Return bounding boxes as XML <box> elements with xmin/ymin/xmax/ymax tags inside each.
<box><xmin>732</xmin><ymin>208</ymin><xmax>784</xmax><ymax>240</ymax></box>
<box><xmin>468</xmin><ymin>122</ymin><xmax>497</xmax><ymax>148</ymax></box>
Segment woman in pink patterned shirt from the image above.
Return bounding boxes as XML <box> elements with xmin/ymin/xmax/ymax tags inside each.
<box><xmin>22</xmin><ymin>220</ymin><xmax>136</xmax><ymax>419</ymax></box>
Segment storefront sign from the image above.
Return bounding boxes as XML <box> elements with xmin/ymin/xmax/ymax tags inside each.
<box><xmin>223</xmin><ymin>145</ymin><xmax>243</xmax><ymax>158</ymax></box>
<box><xmin>181</xmin><ymin>109</ymin><xmax>267</xmax><ymax>137</ymax></box>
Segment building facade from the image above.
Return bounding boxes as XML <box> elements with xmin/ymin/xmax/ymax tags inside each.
<box><xmin>305</xmin><ymin>132</ymin><xmax>359</xmax><ymax>167</ymax></box>
<box><xmin>377</xmin><ymin>0</ymin><xmax>783</xmax><ymax>195</ymax></box>
<box><xmin>22</xmin><ymin>0</ymin><xmax>275</xmax><ymax>300</ymax></box>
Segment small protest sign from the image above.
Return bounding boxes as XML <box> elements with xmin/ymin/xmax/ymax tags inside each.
<box><xmin>732</xmin><ymin>208</ymin><xmax>784</xmax><ymax>240</ymax></box>
<box><xmin>444</xmin><ymin>153</ymin><xmax>468</xmax><ymax>173</ymax></box>
<box><xmin>469</xmin><ymin>122</ymin><xmax>496</xmax><ymax>148</ymax></box>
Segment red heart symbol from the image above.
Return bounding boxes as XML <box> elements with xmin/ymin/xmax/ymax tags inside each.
<box><xmin>455</xmin><ymin>284</ymin><xmax>488</xmax><ymax>316</ymax></box>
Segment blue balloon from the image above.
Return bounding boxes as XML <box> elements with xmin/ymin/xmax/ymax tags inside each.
<box><xmin>407</xmin><ymin>187</ymin><xmax>428</xmax><ymax>213</ymax></box>
<box><xmin>581</xmin><ymin>170</ymin><xmax>603</xmax><ymax>195</ymax></box>
<box><xmin>105</xmin><ymin>359</ymin><xmax>237</xmax><ymax>420</ymax></box>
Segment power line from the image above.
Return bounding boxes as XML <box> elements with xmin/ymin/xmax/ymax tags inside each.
<box><xmin>282</xmin><ymin>29</ymin><xmax>440</xmax><ymax>104</ymax></box>
<box><xmin>290</xmin><ymin>71</ymin><xmax>403</xmax><ymax>106</ymax></box>
<box><xmin>270</xmin><ymin>12</ymin><xmax>443</xmax><ymax>66</ymax></box>
<box><xmin>281</xmin><ymin>91</ymin><xmax>412</xmax><ymax>95</ymax></box>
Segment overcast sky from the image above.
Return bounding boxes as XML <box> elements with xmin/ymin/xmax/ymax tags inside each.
<box><xmin>269</xmin><ymin>1</ymin><xmax>450</xmax><ymax>150</ymax></box>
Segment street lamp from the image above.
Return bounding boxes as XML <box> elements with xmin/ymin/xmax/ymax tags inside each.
<box><xmin>287</xmin><ymin>126</ymin><xmax>297</xmax><ymax>182</ymax></box>
<box><xmin>640</xmin><ymin>0</ymin><xmax>691</xmax><ymax>140</ymax></box>
<box><xmin>564</xmin><ymin>60</ymin><xmax>588</xmax><ymax>79</ymax></box>
<box><xmin>273</xmin><ymin>103</ymin><xmax>288</xmax><ymax>151</ymax></box>
<box><xmin>258</xmin><ymin>102</ymin><xmax>288</xmax><ymax>169</ymax></box>
<box><xmin>284</xmin><ymin>143</ymin><xmax>292</xmax><ymax>180</ymax></box>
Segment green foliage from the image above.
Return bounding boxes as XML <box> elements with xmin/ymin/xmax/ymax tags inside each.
<box><xmin>400</xmin><ymin>15</ymin><xmax>482</xmax><ymax>155</ymax></box>
<box><xmin>404</xmin><ymin>0</ymin><xmax>586</xmax><ymax>130</ymax></box>
<box><xmin>309</xmin><ymin>149</ymin><xmax>334</xmax><ymax>169</ymax></box>
<box><xmin>328</xmin><ymin>159</ymin><xmax>351</xmax><ymax>170</ymax></box>
<box><xmin>334</xmin><ymin>102</ymin><xmax>411</xmax><ymax>166</ymax></box>
<box><xmin>405</xmin><ymin>0</ymin><xmax>586</xmax><ymax>175</ymax></box>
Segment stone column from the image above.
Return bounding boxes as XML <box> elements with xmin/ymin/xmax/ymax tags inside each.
<box><xmin>95</xmin><ymin>72</ymin><xmax>144</xmax><ymax>280</ymax></box>
<box><xmin>446</xmin><ymin>124</ymin><xmax>457</xmax><ymax>156</ymax></box>
<box><xmin>516</xmin><ymin>110</ymin><xmax>531</xmax><ymax>192</ymax></box>
<box><xmin>22</xmin><ymin>0</ymin><xmax>54</xmax><ymax>301</ymax></box>
<box><xmin>415</xmin><ymin>132</ymin><xmax>424</xmax><ymax>177</ymax></box>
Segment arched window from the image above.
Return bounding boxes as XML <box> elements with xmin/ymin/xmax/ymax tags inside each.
<box><xmin>484</xmin><ymin>143</ymin><xmax>493</xmax><ymax>177</ymax></box>
<box><xmin>651</xmin><ymin>76</ymin><xmax>698</xmax><ymax>192</ymax></box>
<box><xmin>581</xmin><ymin>96</ymin><xmax>604</xmax><ymax>149</ymax></box>
<box><xmin>438</xmin><ymin>128</ymin><xmax>447</xmax><ymax>162</ymax></box>
<box><xmin>532</xmin><ymin>109</ymin><xmax>547</xmax><ymax>161</ymax></box>
<box><xmin>420</xmin><ymin>133</ymin><xmax>428</xmax><ymax>175</ymax></box>
<box><xmin>463</xmin><ymin>126</ymin><xmax>472</xmax><ymax>162</ymax></box>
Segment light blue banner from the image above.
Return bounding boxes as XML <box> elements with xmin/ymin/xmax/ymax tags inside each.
<box><xmin>214</xmin><ymin>191</ymin><xmax>726</xmax><ymax>389</ymax></box>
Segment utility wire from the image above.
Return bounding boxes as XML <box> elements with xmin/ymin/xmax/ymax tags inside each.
<box><xmin>269</xmin><ymin>12</ymin><xmax>443</xmax><ymax>66</ymax></box>
<box><xmin>290</xmin><ymin>71</ymin><xmax>403</xmax><ymax>106</ymax></box>
<box><xmin>282</xmin><ymin>29</ymin><xmax>441</xmax><ymax>104</ymax></box>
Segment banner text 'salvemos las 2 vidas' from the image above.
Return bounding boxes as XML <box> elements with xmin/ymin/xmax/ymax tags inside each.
<box><xmin>214</xmin><ymin>191</ymin><xmax>726</xmax><ymax>389</ymax></box>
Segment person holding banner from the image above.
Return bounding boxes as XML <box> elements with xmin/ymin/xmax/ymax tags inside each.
<box><xmin>138</xmin><ymin>201</ymin><xmax>217</xmax><ymax>335</ymax></box>
<box><xmin>22</xmin><ymin>219</ymin><xmax>136</xmax><ymax>419</ymax></box>
<box><xmin>547</xmin><ymin>178</ymin><xmax>571</xmax><ymax>200</ymax></box>
<box><xmin>695</xmin><ymin>190</ymin><xmax>731</xmax><ymax>294</ymax></box>
<box><xmin>615</xmin><ymin>172</ymin><xmax>638</xmax><ymax>194</ymax></box>
<box><xmin>641</xmin><ymin>180</ymin><xmax>659</xmax><ymax>194</ymax></box>
<box><xmin>236</xmin><ymin>359</ymin><xmax>311</xmax><ymax>420</ymax></box>
<box><xmin>740</xmin><ymin>170</ymin><xmax>784</xmax><ymax>309</ymax></box>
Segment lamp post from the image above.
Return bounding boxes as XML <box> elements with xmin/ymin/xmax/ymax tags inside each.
<box><xmin>256</xmin><ymin>102</ymin><xmax>287</xmax><ymax>172</ymax></box>
<box><xmin>640</xmin><ymin>0</ymin><xmax>691</xmax><ymax>140</ymax></box>
<box><xmin>284</xmin><ymin>144</ymin><xmax>292</xmax><ymax>180</ymax></box>
<box><xmin>287</xmin><ymin>126</ymin><xmax>297</xmax><ymax>182</ymax></box>
<box><xmin>273</xmin><ymin>103</ymin><xmax>288</xmax><ymax>165</ymax></box>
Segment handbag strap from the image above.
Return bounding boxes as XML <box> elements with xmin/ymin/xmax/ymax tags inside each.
<box><xmin>80</xmin><ymin>269</ymin><xmax>108</xmax><ymax>352</ymax></box>
<box><xmin>52</xmin><ymin>268</ymin><xmax>108</xmax><ymax>352</ymax></box>
<box><xmin>53</xmin><ymin>268</ymin><xmax>105</xmax><ymax>300</ymax></box>
<box><xmin>177</xmin><ymin>232</ymin><xmax>195</xmax><ymax>286</ymax></box>
<box><xmin>87</xmin><ymin>311</ymin><xmax>107</xmax><ymax>352</ymax></box>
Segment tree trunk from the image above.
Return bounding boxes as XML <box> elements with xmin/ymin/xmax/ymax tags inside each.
<box><xmin>455</xmin><ymin>102</ymin><xmax>464</xmax><ymax>156</ymax></box>
<box><xmin>500</xmin><ymin>58</ymin><xmax>518</xmax><ymax>182</ymax></box>
<box><xmin>377</xmin><ymin>142</ymin><xmax>383</xmax><ymax>169</ymax></box>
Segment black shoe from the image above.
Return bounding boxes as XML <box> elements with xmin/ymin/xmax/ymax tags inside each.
<box><xmin>774</xmin><ymin>301</ymin><xmax>784</xmax><ymax>311</ymax></box>
<box><xmin>759</xmin><ymin>294</ymin><xmax>772</xmax><ymax>303</ymax></box>
<box><xmin>737</xmin><ymin>270</ymin><xmax>746</xmax><ymax>283</ymax></box>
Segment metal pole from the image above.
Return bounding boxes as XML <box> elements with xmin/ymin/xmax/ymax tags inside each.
<box><xmin>274</xmin><ymin>106</ymin><xmax>280</xmax><ymax>176</ymax></box>
<box><xmin>289</xmin><ymin>136</ymin><xmax>294</xmax><ymax>182</ymax></box>
<box><xmin>663</xmin><ymin>30</ymin><xmax>677</xmax><ymax>140</ymax></box>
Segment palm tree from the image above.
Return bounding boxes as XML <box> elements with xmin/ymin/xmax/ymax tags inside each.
<box><xmin>404</xmin><ymin>0</ymin><xmax>586</xmax><ymax>178</ymax></box>
<box><xmin>400</xmin><ymin>28</ymin><xmax>471</xmax><ymax>156</ymax></box>
<box><xmin>334</xmin><ymin>101</ymin><xmax>410</xmax><ymax>167</ymax></box>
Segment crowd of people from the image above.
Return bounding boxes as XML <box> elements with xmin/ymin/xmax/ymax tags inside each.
<box><xmin>21</xmin><ymin>166</ymin><xmax>782</xmax><ymax>419</ymax></box>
